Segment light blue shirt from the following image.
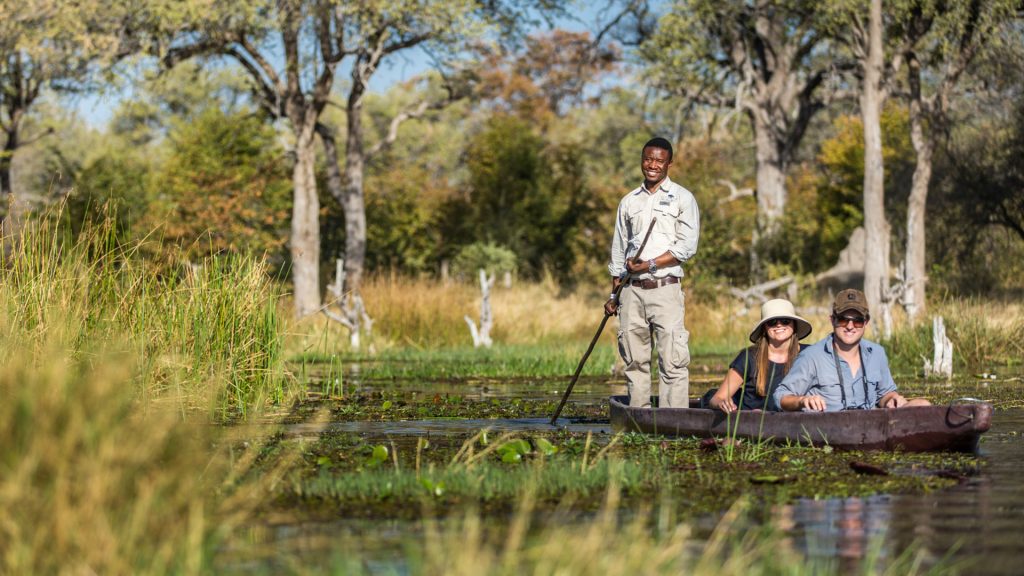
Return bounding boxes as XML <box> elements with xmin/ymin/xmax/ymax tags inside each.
<box><xmin>769</xmin><ymin>335</ymin><xmax>898</xmax><ymax>412</ymax></box>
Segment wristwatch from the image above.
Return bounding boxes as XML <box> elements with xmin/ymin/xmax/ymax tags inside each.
<box><xmin>648</xmin><ymin>259</ymin><xmax>658</xmax><ymax>274</ymax></box>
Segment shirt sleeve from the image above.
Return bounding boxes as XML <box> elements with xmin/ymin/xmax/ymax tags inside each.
<box><xmin>769</xmin><ymin>352</ymin><xmax>816</xmax><ymax>411</ymax></box>
<box><xmin>668</xmin><ymin>191</ymin><xmax>700</xmax><ymax>263</ymax></box>
<box><xmin>873</xmin><ymin>347</ymin><xmax>898</xmax><ymax>403</ymax></box>
<box><xmin>608</xmin><ymin>199</ymin><xmax>628</xmax><ymax>277</ymax></box>
<box><xmin>729</xmin><ymin>348</ymin><xmax>753</xmax><ymax>380</ymax></box>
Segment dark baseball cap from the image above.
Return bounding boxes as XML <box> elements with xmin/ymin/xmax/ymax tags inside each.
<box><xmin>833</xmin><ymin>288</ymin><xmax>869</xmax><ymax>317</ymax></box>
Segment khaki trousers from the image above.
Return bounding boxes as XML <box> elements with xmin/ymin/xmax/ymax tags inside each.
<box><xmin>617</xmin><ymin>283</ymin><xmax>690</xmax><ymax>408</ymax></box>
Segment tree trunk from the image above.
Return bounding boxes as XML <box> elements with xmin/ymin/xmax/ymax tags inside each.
<box><xmin>289</xmin><ymin>125</ymin><xmax>322</xmax><ymax>317</ymax></box>
<box><xmin>752</xmin><ymin>114</ymin><xmax>787</xmax><ymax>231</ymax></box>
<box><xmin>342</xmin><ymin>88</ymin><xmax>368</xmax><ymax>294</ymax></box>
<box><xmin>904</xmin><ymin>97</ymin><xmax>931</xmax><ymax>322</ymax></box>
<box><xmin>0</xmin><ymin>126</ymin><xmax>21</xmax><ymax>250</ymax></box>
<box><xmin>861</xmin><ymin>0</ymin><xmax>890</xmax><ymax>325</ymax></box>
<box><xmin>0</xmin><ymin>132</ymin><xmax>14</xmax><ymax>197</ymax></box>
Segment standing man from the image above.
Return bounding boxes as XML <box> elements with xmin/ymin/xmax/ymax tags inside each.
<box><xmin>605</xmin><ymin>137</ymin><xmax>700</xmax><ymax>408</ymax></box>
<box><xmin>771</xmin><ymin>288</ymin><xmax>931</xmax><ymax>411</ymax></box>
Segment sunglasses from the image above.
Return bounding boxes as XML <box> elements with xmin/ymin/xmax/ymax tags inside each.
<box><xmin>765</xmin><ymin>318</ymin><xmax>793</xmax><ymax>328</ymax></box>
<box><xmin>834</xmin><ymin>315</ymin><xmax>867</xmax><ymax>328</ymax></box>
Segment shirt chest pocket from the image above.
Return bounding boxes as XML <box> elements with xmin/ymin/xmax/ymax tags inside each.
<box><xmin>652</xmin><ymin>201</ymin><xmax>680</xmax><ymax>236</ymax></box>
<box><xmin>861</xmin><ymin>370</ymin><xmax>880</xmax><ymax>394</ymax></box>
<box><xmin>627</xmin><ymin>204</ymin><xmax>647</xmax><ymax>238</ymax></box>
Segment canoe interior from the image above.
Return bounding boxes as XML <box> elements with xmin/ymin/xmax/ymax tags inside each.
<box><xmin>608</xmin><ymin>395</ymin><xmax>992</xmax><ymax>453</ymax></box>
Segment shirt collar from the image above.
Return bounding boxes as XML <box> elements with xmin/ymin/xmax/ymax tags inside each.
<box><xmin>638</xmin><ymin>177</ymin><xmax>673</xmax><ymax>195</ymax></box>
<box><xmin>824</xmin><ymin>334</ymin><xmax>876</xmax><ymax>356</ymax></box>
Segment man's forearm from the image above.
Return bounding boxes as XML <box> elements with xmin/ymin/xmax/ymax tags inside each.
<box><xmin>779</xmin><ymin>394</ymin><xmax>827</xmax><ymax>411</ymax></box>
<box><xmin>779</xmin><ymin>395</ymin><xmax>804</xmax><ymax>412</ymax></box>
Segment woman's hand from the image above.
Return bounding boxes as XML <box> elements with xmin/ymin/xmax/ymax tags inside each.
<box><xmin>709</xmin><ymin>394</ymin><xmax>737</xmax><ymax>414</ymax></box>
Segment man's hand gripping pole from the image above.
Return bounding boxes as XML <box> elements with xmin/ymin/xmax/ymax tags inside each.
<box><xmin>550</xmin><ymin>218</ymin><xmax>657</xmax><ymax>425</ymax></box>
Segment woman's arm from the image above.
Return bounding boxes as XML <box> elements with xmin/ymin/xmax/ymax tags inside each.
<box><xmin>708</xmin><ymin>369</ymin><xmax>744</xmax><ymax>413</ymax></box>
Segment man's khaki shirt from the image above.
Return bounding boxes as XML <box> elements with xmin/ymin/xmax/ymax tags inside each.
<box><xmin>608</xmin><ymin>177</ymin><xmax>700</xmax><ymax>280</ymax></box>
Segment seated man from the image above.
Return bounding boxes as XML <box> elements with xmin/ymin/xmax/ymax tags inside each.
<box><xmin>770</xmin><ymin>288</ymin><xmax>931</xmax><ymax>412</ymax></box>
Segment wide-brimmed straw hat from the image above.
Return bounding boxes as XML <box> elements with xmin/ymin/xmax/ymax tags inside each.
<box><xmin>748</xmin><ymin>298</ymin><xmax>813</xmax><ymax>343</ymax></box>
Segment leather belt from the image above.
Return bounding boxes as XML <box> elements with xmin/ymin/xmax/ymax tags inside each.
<box><xmin>629</xmin><ymin>276</ymin><xmax>680</xmax><ymax>289</ymax></box>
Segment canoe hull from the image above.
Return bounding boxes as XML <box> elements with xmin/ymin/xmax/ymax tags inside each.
<box><xmin>608</xmin><ymin>396</ymin><xmax>992</xmax><ymax>452</ymax></box>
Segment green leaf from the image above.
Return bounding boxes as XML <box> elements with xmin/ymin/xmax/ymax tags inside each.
<box><xmin>509</xmin><ymin>439</ymin><xmax>531</xmax><ymax>454</ymax></box>
<box><xmin>367</xmin><ymin>444</ymin><xmax>389</xmax><ymax>467</ymax></box>
<box><xmin>534</xmin><ymin>437</ymin><xmax>558</xmax><ymax>456</ymax></box>
<box><xmin>382</xmin><ymin>400</ymin><xmax>393</xmax><ymax>410</ymax></box>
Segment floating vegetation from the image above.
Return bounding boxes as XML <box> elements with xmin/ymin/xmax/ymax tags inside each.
<box><xmin>270</xmin><ymin>406</ymin><xmax>983</xmax><ymax>520</ymax></box>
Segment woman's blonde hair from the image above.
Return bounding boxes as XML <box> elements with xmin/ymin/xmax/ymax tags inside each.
<box><xmin>753</xmin><ymin>328</ymin><xmax>800</xmax><ymax>396</ymax></box>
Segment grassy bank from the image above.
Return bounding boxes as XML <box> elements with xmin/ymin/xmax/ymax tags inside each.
<box><xmin>0</xmin><ymin>342</ymin><xmax>220</xmax><ymax>574</ymax></box>
<box><xmin>290</xmin><ymin>273</ymin><xmax>1023</xmax><ymax>381</ymax></box>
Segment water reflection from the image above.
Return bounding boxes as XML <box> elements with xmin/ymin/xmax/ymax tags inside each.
<box><xmin>777</xmin><ymin>496</ymin><xmax>894</xmax><ymax>572</ymax></box>
<box><xmin>776</xmin><ymin>409</ymin><xmax>1024</xmax><ymax>575</ymax></box>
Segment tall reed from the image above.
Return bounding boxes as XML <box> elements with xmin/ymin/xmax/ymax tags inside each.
<box><xmin>0</xmin><ymin>335</ymin><xmax>217</xmax><ymax>573</ymax></box>
<box><xmin>0</xmin><ymin>207</ymin><xmax>287</xmax><ymax>414</ymax></box>
<box><xmin>0</xmin><ymin>207</ymin><xmax>294</xmax><ymax>572</ymax></box>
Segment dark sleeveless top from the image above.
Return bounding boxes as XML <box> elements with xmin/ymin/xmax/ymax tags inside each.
<box><xmin>728</xmin><ymin>344</ymin><xmax>807</xmax><ymax>410</ymax></box>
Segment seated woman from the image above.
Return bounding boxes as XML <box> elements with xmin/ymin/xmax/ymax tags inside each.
<box><xmin>702</xmin><ymin>299</ymin><xmax>812</xmax><ymax>413</ymax></box>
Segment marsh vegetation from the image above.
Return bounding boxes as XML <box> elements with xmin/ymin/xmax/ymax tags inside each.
<box><xmin>4</xmin><ymin>213</ymin><xmax>1023</xmax><ymax>574</ymax></box>
<box><xmin>4</xmin><ymin>1</ymin><xmax>1024</xmax><ymax>572</ymax></box>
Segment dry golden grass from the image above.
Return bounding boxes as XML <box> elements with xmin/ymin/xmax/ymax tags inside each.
<box><xmin>0</xmin><ymin>341</ymin><xmax>211</xmax><ymax>574</ymax></box>
<box><xmin>287</xmin><ymin>273</ymin><xmax>850</xmax><ymax>354</ymax></box>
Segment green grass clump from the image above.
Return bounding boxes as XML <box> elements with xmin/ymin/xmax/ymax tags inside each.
<box><xmin>886</xmin><ymin>299</ymin><xmax>1024</xmax><ymax>373</ymax></box>
<box><xmin>0</xmin><ymin>207</ymin><xmax>287</xmax><ymax>414</ymax></box>
<box><xmin>294</xmin><ymin>458</ymin><xmax>643</xmax><ymax>505</ymax></box>
<box><xmin>298</xmin><ymin>343</ymin><xmax>619</xmax><ymax>380</ymax></box>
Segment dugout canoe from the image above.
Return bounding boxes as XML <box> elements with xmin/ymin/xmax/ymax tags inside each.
<box><xmin>608</xmin><ymin>395</ymin><xmax>992</xmax><ymax>452</ymax></box>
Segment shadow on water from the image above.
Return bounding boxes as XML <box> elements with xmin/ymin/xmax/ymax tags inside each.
<box><xmin>775</xmin><ymin>409</ymin><xmax>1024</xmax><ymax>575</ymax></box>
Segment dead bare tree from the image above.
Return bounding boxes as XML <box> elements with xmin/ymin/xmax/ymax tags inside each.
<box><xmin>464</xmin><ymin>269</ymin><xmax>495</xmax><ymax>348</ymax></box>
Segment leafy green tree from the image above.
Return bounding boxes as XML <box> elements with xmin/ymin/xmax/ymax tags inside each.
<box><xmin>463</xmin><ymin>115</ymin><xmax>552</xmax><ymax>272</ymax></box>
<box><xmin>363</xmin><ymin>165</ymin><xmax>445</xmax><ymax>274</ymax></box>
<box><xmin>914</xmin><ymin>100</ymin><xmax>1024</xmax><ymax>297</ymax></box>
<box><xmin>0</xmin><ymin>0</ymin><xmax>132</xmax><ymax>230</ymax></box>
<box><xmin>641</xmin><ymin>0</ymin><xmax>839</xmax><ymax>234</ymax></box>
<box><xmin>66</xmin><ymin>154</ymin><xmax>153</xmax><ymax>244</ymax></box>
<box><xmin>144</xmin><ymin>0</ymin><xmax>562</xmax><ymax>328</ymax></box>
<box><xmin>894</xmin><ymin>0</ymin><xmax>1017</xmax><ymax>319</ymax></box>
<box><xmin>63</xmin><ymin>63</ymin><xmax>268</xmax><ymax>255</ymax></box>
<box><xmin>452</xmin><ymin>242</ymin><xmax>517</xmax><ymax>280</ymax></box>
<box><xmin>142</xmin><ymin>107</ymin><xmax>291</xmax><ymax>267</ymax></box>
